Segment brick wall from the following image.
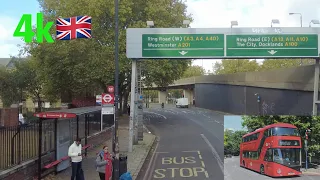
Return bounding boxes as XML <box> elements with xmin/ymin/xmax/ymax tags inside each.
<box><xmin>0</xmin><ymin>152</ymin><xmax>55</xmax><ymax>180</ymax></box>
<box><xmin>72</xmin><ymin>97</ymin><xmax>95</xmax><ymax>108</ymax></box>
<box><xmin>0</xmin><ymin>108</ymin><xmax>18</xmax><ymax>127</ymax></box>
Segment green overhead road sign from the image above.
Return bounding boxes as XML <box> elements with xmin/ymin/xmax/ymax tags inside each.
<box><xmin>126</xmin><ymin>28</ymin><xmax>320</xmax><ymax>59</ymax></box>
<box><xmin>142</xmin><ymin>34</ymin><xmax>224</xmax><ymax>57</ymax></box>
<box><xmin>227</xmin><ymin>34</ymin><xmax>318</xmax><ymax>57</ymax></box>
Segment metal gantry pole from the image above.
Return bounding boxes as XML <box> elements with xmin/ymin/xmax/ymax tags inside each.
<box><xmin>113</xmin><ymin>0</ymin><xmax>120</xmax><ymax>178</ymax></box>
<box><xmin>313</xmin><ymin>59</ymin><xmax>319</xmax><ymax>115</ymax></box>
<box><xmin>129</xmin><ymin>60</ymin><xmax>137</xmax><ymax>152</ymax></box>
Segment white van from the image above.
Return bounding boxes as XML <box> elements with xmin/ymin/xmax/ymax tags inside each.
<box><xmin>176</xmin><ymin>98</ymin><xmax>189</xmax><ymax>108</ymax></box>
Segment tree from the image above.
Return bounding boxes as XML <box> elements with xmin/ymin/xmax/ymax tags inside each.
<box><xmin>212</xmin><ymin>59</ymin><xmax>316</xmax><ymax>75</ymax></box>
<box><xmin>143</xmin><ymin>59</ymin><xmax>191</xmax><ymax>88</ymax></box>
<box><xmin>182</xmin><ymin>65</ymin><xmax>205</xmax><ymax>78</ymax></box>
<box><xmin>224</xmin><ymin>132</ymin><xmax>228</xmax><ymax>146</ymax></box>
<box><xmin>242</xmin><ymin>115</ymin><xmax>320</xmax><ymax>159</ymax></box>
<box><xmin>260</xmin><ymin>59</ymin><xmax>315</xmax><ymax>70</ymax></box>
<box><xmin>0</xmin><ymin>67</ymin><xmax>19</xmax><ymax>107</ymax></box>
<box><xmin>224</xmin><ymin>129</ymin><xmax>247</xmax><ymax>155</ymax></box>
<box><xmin>213</xmin><ymin>59</ymin><xmax>260</xmax><ymax>74</ymax></box>
<box><xmin>22</xmin><ymin>0</ymin><xmax>193</xmax><ymax>112</ymax></box>
<box><xmin>13</xmin><ymin>58</ymin><xmax>45</xmax><ymax>112</ymax></box>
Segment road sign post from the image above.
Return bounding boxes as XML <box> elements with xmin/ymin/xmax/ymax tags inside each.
<box><xmin>127</xmin><ymin>27</ymin><xmax>320</xmax><ymax>59</ymax></box>
<box><xmin>102</xmin><ymin>93</ymin><xmax>115</xmax><ymax>105</ymax></box>
<box><xmin>127</xmin><ymin>28</ymin><xmax>320</xmax><ymax>115</ymax></box>
<box><xmin>129</xmin><ymin>59</ymin><xmax>137</xmax><ymax>152</ymax></box>
<box><xmin>96</xmin><ymin>95</ymin><xmax>102</xmax><ymax>106</ymax></box>
<box><xmin>107</xmin><ymin>85</ymin><xmax>115</xmax><ymax>93</ymax></box>
<box><xmin>226</xmin><ymin>34</ymin><xmax>318</xmax><ymax>57</ymax></box>
<box><xmin>142</xmin><ymin>34</ymin><xmax>224</xmax><ymax>57</ymax></box>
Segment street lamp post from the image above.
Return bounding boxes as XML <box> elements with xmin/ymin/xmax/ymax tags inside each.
<box><xmin>113</xmin><ymin>0</ymin><xmax>120</xmax><ymax>178</ymax></box>
<box><xmin>289</xmin><ymin>13</ymin><xmax>302</xmax><ymax>27</ymax></box>
<box><xmin>270</xmin><ymin>19</ymin><xmax>280</xmax><ymax>27</ymax></box>
<box><xmin>147</xmin><ymin>20</ymin><xmax>154</xmax><ymax>28</ymax></box>
<box><xmin>289</xmin><ymin>13</ymin><xmax>303</xmax><ymax>65</ymax></box>
<box><xmin>183</xmin><ymin>20</ymin><xmax>190</xmax><ymax>28</ymax></box>
<box><xmin>309</xmin><ymin>19</ymin><xmax>320</xmax><ymax>27</ymax></box>
<box><xmin>230</xmin><ymin>21</ymin><xmax>238</xmax><ymax>28</ymax></box>
<box><xmin>231</xmin><ymin>21</ymin><xmax>239</xmax><ymax>72</ymax></box>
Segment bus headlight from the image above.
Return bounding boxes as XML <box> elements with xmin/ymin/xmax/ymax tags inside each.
<box><xmin>277</xmin><ymin>169</ymin><xmax>282</xmax><ymax>174</ymax></box>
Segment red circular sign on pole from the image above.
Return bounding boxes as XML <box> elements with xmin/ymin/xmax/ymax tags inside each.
<box><xmin>107</xmin><ymin>85</ymin><xmax>114</xmax><ymax>93</ymax></box>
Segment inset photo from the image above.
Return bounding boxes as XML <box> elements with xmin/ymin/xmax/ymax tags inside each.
<box><xmin>224</xmin><ymin>115</ymin><xmax>320</xmax><ymax>180</ymax></box>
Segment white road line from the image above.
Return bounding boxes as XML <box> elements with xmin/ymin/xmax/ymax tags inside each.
<box><xmin>182</xmin><ymin>150</ymin><xmax>199</xmax><ymax>152</ymax></box>
<box><xmin>145</xmin><ymin>112</ymin><xmax>167</xmax><ymax>119</ymax></box>
<box><xmin>143</xmin><ymin>137</ymin><xmax>160</xmax><ymax>180</ymax></box>
<box><xmin>155</xmin><ymin>152</ymin><xmax>169</xmax><ymax>153</ymax></box>
<box><xmin>200</xmin><ymin>133</ymin><xmax>224</xmax><ymax>173</ymax></box>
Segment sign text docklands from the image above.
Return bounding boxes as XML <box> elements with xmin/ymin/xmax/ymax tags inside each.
<box><xmin>126</xmin><ymin>28</ymin><xmax>320</xmax><ymax>59</ymax></box>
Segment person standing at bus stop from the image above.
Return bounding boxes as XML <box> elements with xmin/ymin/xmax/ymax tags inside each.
<box><xmin>68</xmin><ymin>138</ymin><xmax>84</xmax><ymax>180</ymax></box>
<box><xmin>96</xmin><ymin>145</ymin><xmax>113</xmax><ymax>180</ymax></box>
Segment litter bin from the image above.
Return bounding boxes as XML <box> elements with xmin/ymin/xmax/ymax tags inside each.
<box><xmin>119</xmin><ymin>154</ymin><xmax>128</xmax><ymax>176</ymax></box>
<box><xmin>112</xmin><ymin>154</ymin><xmax>128</xmax><ymax>179</ymax></box>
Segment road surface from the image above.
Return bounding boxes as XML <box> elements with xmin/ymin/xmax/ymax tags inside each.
<box><xmin>139</xmin><ymin>104</ymin><xmax>224</xmax><ymax>180</ymax></box>
<box><xmin>225</xmin><ymin>156</ymin><xmax>319</xmax><ymax>180</ymax></box>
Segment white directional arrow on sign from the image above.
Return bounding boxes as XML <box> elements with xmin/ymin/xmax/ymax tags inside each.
<box><xmin>103</xmin><ymin>94</ymin><xmax>113</xmax><ymax>103</ymax></box>
<box><xmin>179</xmin><ymin>51</ymin><xmax>188</xmax><ymax>55</ymax></box>
<box><xmin>268</xmin><ymin>50</ymin><xmax>277</xmax><ymax>55</ymax></box>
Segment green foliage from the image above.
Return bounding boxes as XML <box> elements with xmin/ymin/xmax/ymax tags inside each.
<box><xmin>224</xmin><ymin>133</ymin><xmax>228</xmax><ymax>146</ymax></box>
<box><xmin>0</xmin><ymin>67</ymin><xmax>19</xmax><ymax>107</ymax></box>
<box><xmin>213</xmin><ymin>59</ymin><xmax>315</xmax><ymax>75</ymax></box>
<box><xmin>242</xmin><ymin>115</ymin><xmax>320</xmax><ymax>158</ymax></box>
<box><xmin>168</xmin><ymin>89</ymin><xmax>183</xmax><ymax>98</ymax></box>
<box><xmin>19</xmin><ymin>0</ymin><xmax>193</xmax><ymax>103</ymax></box>
<box><xmin>213</xmin><ymin>59</ymin><xmax>260</xmax><ymax>74</ymax></box>
<box><xmin>224</xmin><ymin>129</ymin><xmax>247</xmax><ymax>155</ymax></box>
<box><xmin>143</xmin><ymin>60</ymin><xmax>191</xmax><ymax>87</ymax></box>
<box><xmin>260</xmin><ymin>59</ymin><xmax>315</xmax><ymax>70</ymax></box>
<box><xmin>182</xmin><ymin>65</ymin><xmax>205</xmax><ymax>78</ymax></box>
<box><xmin>0</xmin><ymin>58</ymin><xmax>43</xmax><ymax>107</ymax></box>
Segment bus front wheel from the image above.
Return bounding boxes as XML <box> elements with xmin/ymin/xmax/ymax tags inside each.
<box><xmin>260</xmin><ymin>165</ymin><xmax>265</xmax><ymax>175</ymax></box>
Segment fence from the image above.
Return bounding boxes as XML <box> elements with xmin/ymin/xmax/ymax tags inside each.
<box><xmin>0</xmin><ymin>120</ymin><xmax>55</xmax><ymax>170</ymax></box>
<box><xmin>0</xmin><ymin>109</ymin><xmax>112</xmax><ymax>171</ymax></box>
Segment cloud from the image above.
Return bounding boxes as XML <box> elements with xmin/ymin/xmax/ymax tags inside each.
<box><xmin>0</xmin><ymin>16</ymin><xmax>24</xmax><ymax>57</ymax></box>
<box><xmin>187</xmin><ymin>0</ymin><xmax>320</xmax><ymax>71</ymax></box>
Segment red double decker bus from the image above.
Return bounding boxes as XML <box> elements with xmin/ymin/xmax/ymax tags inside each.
<box><xmin>240</xmin><ymin>123</ymin><xmax>302</xmax><ymax>177</ymax></box>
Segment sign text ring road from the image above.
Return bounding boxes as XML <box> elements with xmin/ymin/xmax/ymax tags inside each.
<box><xmin>142</xmin><ymin>34</ymin><xmax>224</xmax><ymax>57</ymax></box>
<box><xmin>126</xmin><ymin>28</ymin><xmax>320</xmax><ymax>59</ymax></box>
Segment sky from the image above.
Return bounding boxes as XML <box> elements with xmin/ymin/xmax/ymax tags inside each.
<box><xmin>224</xmin><ymin>115</ymin><xmax>247</xmax><ymax>131</ymax></box>
<box><xmin>1</xmin><ymin>0</ymin><xmax>320</xmax><ymax>72</ymax></box>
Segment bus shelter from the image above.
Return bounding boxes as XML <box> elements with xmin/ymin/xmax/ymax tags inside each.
<box><xmin>33</xmin><ymin>106</ymin><xmax>112</xmax><ymax>180</ymax></box>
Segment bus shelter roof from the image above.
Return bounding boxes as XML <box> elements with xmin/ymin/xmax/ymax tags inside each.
<box><xmin>34</xmin><ymin>106</ymin><xmax>102</xmax><ymax>119</ymax></box>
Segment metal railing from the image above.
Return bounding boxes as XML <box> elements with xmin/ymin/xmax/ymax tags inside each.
<box><xmin>0</xmin><ymin>120</ymin><xmax>55</xmax><ymax>170</ymax></box>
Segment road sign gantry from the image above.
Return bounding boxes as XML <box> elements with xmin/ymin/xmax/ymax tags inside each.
<box><xmin>126</xmin><ymin>27</ymin><xmax>320</xmax><ymax>59</ymax></box>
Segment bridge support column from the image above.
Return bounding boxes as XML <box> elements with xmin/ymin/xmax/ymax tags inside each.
<box><xmin>158</xmin><ymin>90</ymin><xmax>167</xmax><ymax>104</ymax></box>
<box><xmin>183</xmin><ymin>89</ymin><xmax>194</xmax><ymax>105</ymax></box>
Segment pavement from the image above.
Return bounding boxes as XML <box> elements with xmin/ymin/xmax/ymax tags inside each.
<box><xmin>138</xmin><ymin>104</ymin><xmax>224</xmax><ymax>180</ymax></box>
<box><xmin>45</xmin><ymin>115</ymin><xmax>156</xmax><ymax>180</ymax></box>
<box><xmin>224</xmin><ymin>156</ymin><xmax>320</xmax><ymax>180</ymax></box>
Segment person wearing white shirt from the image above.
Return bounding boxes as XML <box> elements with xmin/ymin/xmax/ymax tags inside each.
<box><xmin>68</xmin><ymin>138</ymin><xmax>83</xmax><ymax>180</ymax></box>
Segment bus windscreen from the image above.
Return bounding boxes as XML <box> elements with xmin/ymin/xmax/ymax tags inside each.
<box><xmin>271</xmin><ymin>127</ymin><xmax>300</xmax><ymax>136</ymax></box>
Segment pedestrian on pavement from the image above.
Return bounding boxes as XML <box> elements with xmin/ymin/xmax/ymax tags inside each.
<box><xmin>96</xmin><ymin>145</ymin><xmax>113</xmax><ymax>180</ymax></box>
<box><xmin>68</xmin><ymin>138</ymin><xmax>84</xmax><ymax>180</ymax></box>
